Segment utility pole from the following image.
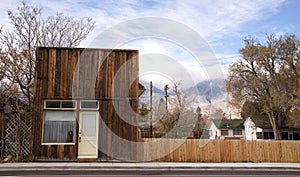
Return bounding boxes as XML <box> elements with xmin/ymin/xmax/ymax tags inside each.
<box><xmin>164</xmin><ymin>84</ymin><xmax>169</xmax><ymax>113</ymax></box>
<box><xmin>150</xmin><ymin>81</ymin><xmax>153</xmax><ymax>138</ymax></box>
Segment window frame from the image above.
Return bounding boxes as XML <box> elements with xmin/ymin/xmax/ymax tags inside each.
<box><xmin>44</xmin><ymin>100</ymin><xmax>76</xmax><ymax>110</ymax></box>
<box><xmin>257</xmin><ymin>132</ymin><xmax>263</xmax><ymax>139</ymax></box>
<box><xmin>79</xmin><ymin>100</ymin><xmax>99</xmax><ymax>110</ymax></box>
<box><xmin>221</xmin><ymin>129</ymin><xmax>229</xmax><ymax>136</ymax></box>
<box><xmin>42</xmin><ymin>99</ymin><xmax>77</xmax><ymax>145</ymax></box>
<box><xmin>233</xmin><ymin>129</ymin><xmax>242</xmax><ymax>136</ymax></box>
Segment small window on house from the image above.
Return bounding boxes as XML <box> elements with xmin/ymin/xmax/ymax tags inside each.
<box><xmin>263</xmin><ymin>132</ymin><xmax>269</xmax><ymax>139</ymax></box>
<box><xmin>80</xmin><ymin>101</ymin><xmax>99</xmax><ymax>110</ymax></box>
<box><xmin>45</xmin><ymin>101</ymin><xmax>61</xmax><ymax>108</ymax></box>
<box><xmin>45</xmin><ymin>100</ymin><xmax>76</xmax><ymax>109</ymax></box>
<box><xmin>62</xmin><ymin>101</ymin><xmax>76</xmax><ymax>108</ymax></box>
<box><xmin>221</xmin><ymin>130</ymin><xmax>228</xmax><ymax>136</ymax></box>
<box><xmin>269</xmin><ymin>132</ymin><xmax>275</xmax><ymax>139</ymax></box>
<box><xmin>233</xmin><ymin>130</ymin><xmax>242</xmax><ymax>135</ymax></box>
<box><xmin>42</xmin><ymin>100</ymin><xmax>76</xmax><ymax>144</ymax></box>
<box><xmin>257</xmin><ymin>132</ymin><xmax>263</xmax><ymax>139</ymax></box>
<box><xmin>281</xmin><ymin>132</ymin><xmax>288</xmax><ymax>140</ymax></box>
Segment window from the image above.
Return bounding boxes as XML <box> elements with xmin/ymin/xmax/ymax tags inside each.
<box><xmin>45</xmin><ymin>100</ymin><xmax>76</xmax><ymax>109</ymax></box>
<box><xmin>221</xmin><ymin>130</ymin><xmax>228</xmax><ymax>136</ymax></box>
<box><xmin>43</xmin><ymin>111</ymin><xmax>76</xmax><ymax>144</ymax></box>
<box><xmin>80</xmin><ymin>101</ymin><xmax>99</xmax><ymax>110</ymax></box>
<box><xmin>281</xmin><ymin>132</ymin><xmax>288</xmax><ymax>140</ymax></box>
<box><xmin>257</xmin><ymin>132</ymin><xmax>263</xmax><ymax>139</ymax></box>
<box><xmin>233</xmin><ymin>130</ymin><xmax>242</xmax><ymax>135</ymax></box>
<box><xmin>42</xmin><ymin>100</ymin><xmax>76</xmax><ymax>144</ymax></box>
<box><xmin>263</xmin><ymin>132</ymin><xmax>275</xmax><ymax>139</ymax></box>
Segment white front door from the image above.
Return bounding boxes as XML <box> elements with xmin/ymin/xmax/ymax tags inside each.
<box><xmin>78</xmin><ymin>111</ymin><xmax>99</xmax><ymax>159</ymax></box>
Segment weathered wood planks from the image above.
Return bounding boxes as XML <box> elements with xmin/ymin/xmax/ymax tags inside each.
<box><xmin>32</xmin><ymin>47</ymin><xmax>139</xmax><ymax>161</ymax></box>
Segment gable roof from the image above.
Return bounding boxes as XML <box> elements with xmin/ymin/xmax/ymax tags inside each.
<box><xmin>212</xmin><ymin>119</ymin><xmax>244</xmax><ymax>129</ymax></box>
<box><xmin>249</xmin><ymin>116</ymin><xmax>272</xmax><ymax>129</ymax></box>
<box><xmin>138</xmin><ymin>83</ymin><xmax>146</xmax><ymax>97</ymax></box>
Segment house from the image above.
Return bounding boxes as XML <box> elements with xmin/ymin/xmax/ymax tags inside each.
<box><xmin>202</xmin><ymin>117</ymin><xmax>300</xmax><ymax>140</ymax></box>
<box><xmin>244</xmin><ymin>117</ymin><xmax>300</xmax><ymax>140</ymax></box>
<box><xmin>31</xmin><ymin>47</ymin><xmax>140</xmax><ymax>161</ymax></box>
<box><xmin>202</xmin><ymin>119</ymin><xmax>245</xmax><ymax>140</ymax></box>
<box><xmin>138</xmin><ymin>123</ymin><xmax>151</xmax><ymax>138</ymax></box>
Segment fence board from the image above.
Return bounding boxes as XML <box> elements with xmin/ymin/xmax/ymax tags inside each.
<box><xmin>141</xmin><ymin>139</ymin><xmax>300</xmax><ymax>162</ymax></box>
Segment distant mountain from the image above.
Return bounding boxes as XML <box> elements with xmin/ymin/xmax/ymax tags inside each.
<box><xmin>139</xmin><ymin>80</ymin><xmax>165</xmax><ymax>96</ymax></box>
<box><xmin>138</xmin><ymin>80</ymin><xmax>165</xmax><ymax>106</ymax></box>
<box><xmin>138</xmin><ymin>79</ymin><xmax>226</xmax><ymax>107</ymax></box>
<box><xmin>186</xmin><ymin>79</ymin><xmax>225</xmax><ymax>103</ymax></box>
<box><xmin>138</xmin><ymin>79</ymin><xmax>239</xmax><ymax>119</ymax></box>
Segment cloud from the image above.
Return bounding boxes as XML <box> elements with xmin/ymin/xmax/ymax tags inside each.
<box><xmin>1</xmin><ymin>0</ymin><xmax>285</xmax><ymax>46</ymax></box>
<box><xmin>0</xmin><ymin>0</ymin><xmax>286</xmax><ymax>85</ymax></box>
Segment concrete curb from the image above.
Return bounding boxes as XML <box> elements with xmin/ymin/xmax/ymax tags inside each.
<box><xmin>0</xmin><ymin>162</ymin><xmax>300</xmax><ymax>172</ymax></box>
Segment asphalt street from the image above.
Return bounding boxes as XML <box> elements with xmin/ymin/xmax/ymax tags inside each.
<box><xmin>1</xmin><ymin>169</ymin><xmax>300</xmax><ymax>177</ymax></box>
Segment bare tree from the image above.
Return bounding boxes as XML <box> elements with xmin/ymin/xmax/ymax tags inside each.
<box><xmin>226</xmin><ymin>34</ymin><xmax>300</xmax><ymax>140</ymax></box>
<box><xmin>153</xmin><ymin>83</ymin><xmax>198</xmax><ymax>138</ymax></box>
<box><xmin>0</xmin><ymin>2</ymin><xmax>95</xmax><ymax>106</ymax></box>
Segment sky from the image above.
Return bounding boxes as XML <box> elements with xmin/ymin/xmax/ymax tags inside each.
<box><xmin>1</xmin><ymin>0</ymin><xmax>300</xmax><ymax>89</ymax></box>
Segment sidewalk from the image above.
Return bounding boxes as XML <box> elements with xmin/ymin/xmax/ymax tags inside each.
<box><xmin>1</xmin><ymin>162</ymin><xmax>300</xmax><ymax>171</ymax></box>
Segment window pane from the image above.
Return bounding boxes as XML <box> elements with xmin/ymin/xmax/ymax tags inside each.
<box><xmin>234</xmin><ymin>130</ymin><xmax>242</xmax><ymax>135</ymax></box>
<box><xmin>45</xmin><ymin>101</ymin><xmax>60</xmax><ymax>108</ymax></box>
<box><xmin>62</xmin><ymin>101</ymin><xmax>76</xmax><ymax>108</ymax></box>
<box><xmin>221</xmin><ymin>130</ymin><xmax>228</xmax><ymax>136</ymax></box>
<box><xmin>81</xmin><ymin>101</ymin><xmax>98</xmax><ymax>109</ymax></box>
<box><xmin>44</xmin><ymin>111</ymin><xmax>76</xmax><ymax>121</ymax></box>
<box><xmin>43</xmin><ymin>111</ymin><xmax>76</xmax><ymax>143</ymax></box>
<box><xmin>257</xmin><ymin>132</ymin><xmax>262</xmax><ymax>139</ymax></box>
<box><xmin>82</xmin><ymin>113</ymin><xmax>97</xmax><ymax>136</ymax></box>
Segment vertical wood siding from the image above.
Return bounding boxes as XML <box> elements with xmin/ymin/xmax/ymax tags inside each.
<box><xmin>31</xmin><ymin>47</ymin><xmax>139</xmax><ymax>161</ymax></box>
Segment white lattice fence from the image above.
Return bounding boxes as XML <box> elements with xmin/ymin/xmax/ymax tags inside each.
<box><xmin>4</xmin><ymin>115</ymin><xmax>31</xmax><ymax>160</ymax></box>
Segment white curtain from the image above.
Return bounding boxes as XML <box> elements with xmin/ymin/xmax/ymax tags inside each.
<box><xmin>43</xmin><ymin>111</ymin><xmax>76</xmax><ymax>143</ymax></box>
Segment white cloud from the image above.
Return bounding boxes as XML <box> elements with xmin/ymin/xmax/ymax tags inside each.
<box><xmin>0</xmin><ymin>0</ymin><xmax>286</xmax><ymax>38</ymax></box>
<box><xmin>0</xmin><ymin>0</ymin><xmax>286</xmax><ymax>85</ymax></box>
<box><xmin>1</xmin><ymin>0</ymin><xmax>285</xmax><ymax>47</ymax></box>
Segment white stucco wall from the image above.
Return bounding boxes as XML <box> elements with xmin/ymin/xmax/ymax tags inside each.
<box><xmin>208</xmin><ymin>120</ymin><xmax>245</xmax><ymax>139</ymax></box>
<box><xmin>218</xmin><ymin>129</ymin><xmax>245</xmax><ymax>139</ymax></box>
<box><xmin>208</xmin><ymin>121</ymin><xmax>219</xmax><ymax>139</ymax></box>
<box><xmin>244</xmin><ymin>117</ymin><xmax>257</xmax><ymax>140</ymax></box>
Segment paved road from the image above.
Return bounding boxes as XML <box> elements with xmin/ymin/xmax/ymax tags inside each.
<box><xmin>1</xmin><ymin>169</ymin><xmax>300</xmax><ymax>176</ymax></box>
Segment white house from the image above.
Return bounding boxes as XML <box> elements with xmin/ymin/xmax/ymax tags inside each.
<box><xmin>244</xmin><ymin>117</ymin><xmax>263</xmax><ymax>140</ymax></box>
<box><xmin>244</xmin><ymin>117</ymin><xmax>300</xmax><ymax>140</ymax></box>
<box><xmin>202</xmin><ymin>119</ymin><xmax>245</xmax><ymax>140</ymax></box>
<box><xmin>202</xmin><ymin>117</ymin><xmax>300</xmax><ymax>140</ymax></box>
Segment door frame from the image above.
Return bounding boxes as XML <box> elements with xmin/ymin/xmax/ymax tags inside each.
<box><xmin>77</xmin><ymin>110</ymin><xmax>99</xmax><ymax>160</ymax></box>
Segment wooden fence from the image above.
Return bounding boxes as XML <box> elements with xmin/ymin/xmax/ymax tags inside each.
<box><xmin>141</xmin><ymin>139</ymin><xmax>300</xmax><ymax>162</ymax></box>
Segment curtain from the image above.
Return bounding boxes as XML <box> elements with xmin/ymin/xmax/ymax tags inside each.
<box><xmin>43</xmin><ymin>111</ymin><xmax>76</xmax><ymax>143</ymax></box>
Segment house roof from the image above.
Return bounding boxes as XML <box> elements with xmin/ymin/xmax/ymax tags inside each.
<box><xmin>250</xmin><ymin>116</ymin><xmax>293</xmax><ymax>129</ymax></box>
<box><xmin>138</xmin><ymin>123</ymin><xmax>150</xmax><ymax>131</ymax></box>
<box><xmin>138</xmin><ymin>83</ymin><xmax>146</xmax><ymax>97</ymax></box>
<box><xmin>212</xmin><ymin>119</ymin><xmax>244</xmax><ymax>129</ymax></box>
<box><xmin>249</xmin><ymin>116</ymin><xmax>272</xmax><ymax>129</ymax></box>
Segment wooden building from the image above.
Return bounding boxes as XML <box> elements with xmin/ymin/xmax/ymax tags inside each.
<box><xmin>31</xmin><ymin>47</ymin><xmax>139</xmax><ymax>161</ymax></box>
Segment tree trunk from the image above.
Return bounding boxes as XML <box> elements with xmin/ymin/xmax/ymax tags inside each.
<box><xmin>268</xmin><ymin>112</ymin><xmax>282</xmax><ymax>140</ymax></box>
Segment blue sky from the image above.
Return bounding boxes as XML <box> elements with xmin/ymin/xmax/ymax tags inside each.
<box><xmin>1</xmin><ymin>0</ymin><xmax>300</xmax><ymax>88</ymax></box>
